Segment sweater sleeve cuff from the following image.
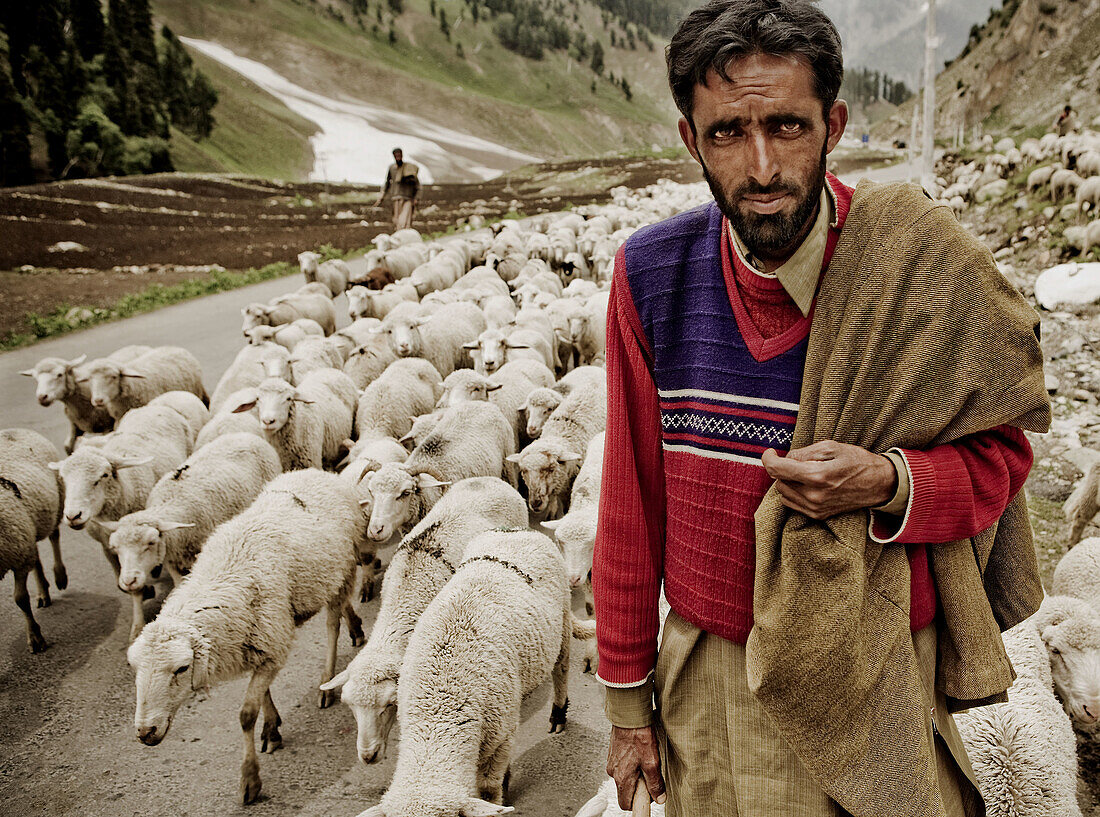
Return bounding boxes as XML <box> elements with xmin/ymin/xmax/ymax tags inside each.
<box><xmin>870</xmin><ymin>448</ymin><xmax>936</xmax><ymax>544</ymax></box>
<box><xmin>604</xmin><ymin>678</ymin><xmax>655</xmax><ymax>728</ymax></box>
<box><xmin>873</xmin><ymin>450</ymin><xmax>910</xmax><ymax>515</ymax></box>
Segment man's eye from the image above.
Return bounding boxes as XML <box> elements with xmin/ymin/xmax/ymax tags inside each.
<box><xmin>779</xmin><ymin>122</ymin><xmax>802</xmax><ymax>134</ymax></box>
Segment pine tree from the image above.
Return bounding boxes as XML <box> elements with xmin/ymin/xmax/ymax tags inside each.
<box><xmin>590</xmin><ymin>40</ymin><xmax>604</xmax><ymax>75</ymax></box>
<box><xmin>70</xmin><ymin>0</ymin><xmax>106</xmax><ymax>61</ymax></box>
<box><xmin>0</xmin><ymin>31</ymin><xmax>33</xmax><ymax>185</ymax></box>
<box><xmin>127</xmin><ymin>0</ymin><xmax>158</xmax><ymax>68</ymax></box>
<box><xmin>439</xmin><ymin>9</ymin><xmax>449</xmax><ymax>40</ymax></box>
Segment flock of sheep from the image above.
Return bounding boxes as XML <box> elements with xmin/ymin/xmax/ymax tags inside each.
<box><xmin>2</xmin><ymin>178</ymin><xmax>707</xmax><ymax>817</ymax></box>
<box><xmin>8</xmin><ymin>145</ymin><xmax>1100</xmax><ymax>815</ymax></box>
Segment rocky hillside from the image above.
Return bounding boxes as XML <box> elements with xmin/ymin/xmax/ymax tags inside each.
<box><xmin>875</xmin><ymin>0</ymin><xmax>1100</xmax><ymax>142</ymax></box>
<box><xmin>157</xmin><ymin>0</ymin><xmax>686</xmax><ymax>178</ymax></box>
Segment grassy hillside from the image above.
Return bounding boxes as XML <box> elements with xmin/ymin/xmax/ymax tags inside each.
<box><xmin>153</xmin><ymin>0</ymin><xmax>683</xmax><ymax>180</ymax></box>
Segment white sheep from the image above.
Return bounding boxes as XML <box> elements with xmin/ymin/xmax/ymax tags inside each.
<box><xmin>243</xmin><ymin>318</ymin><xmax>325</xmax><ymax>351</ymax></box>
<box><xmin>522</xmin><ymin>387</ymin><xmax>563</xmax><ymax>439</ymax></box>
<box><xmin>127</xmin><ymin>469</ymin><xmax>365</xmax><ymax>805</ymax></box>
<box><xmin>151</xmin><ymin>391</ymin><xmax>209</xmax><ymax>450</ymax></box>
<box><xmin>1051</xmin><ymin>169</ymin><xmax>1084</xmax><ymax>202</ymax></box>
<box><xmin>52</xmin><ymin>401</ymin><xmax>192</xmax><ymax>576</ymax></box>
<box><xmin>104</xmin><ymin>433</ymin><xmax>282</xmax><ymax>641</ymax></box>
<box><xmin>230</xmin><ymin>369</ymin><xmax>355</xmax><ymax>471</ymax></box>
<box><xmin>355</xmin><ymin>358</ymin><xmax>443</xmax><ymax>445</ymax></box>
<box><xmin>1032</xmin><ymin>594</ymin><xmax>1100</xmax><ymax>727</ymax></box>
<box><xmin>0</xmin><ymin>428</ymin><xmax>65</xmax><ymax>653</ymax></box>
<box><xmin>399</xmin><ymin>409</ymin><xmax>444</xmax><ymax>451</ymax></box>
<box><xmin>379</xmin><ymin>300</ymin><xmax>485</xmax><ymax>377</ymax></box>
<box><xmin>20</xmin><ymin>345</ymin><xmax>151</xmax><ymax>452</ymax></box>
<box><xmin>209</xmin><ymin>343</ymin><xmax>290</xmax><ymax>413</ymax></box>
<box><xmin>408</xmin><ymin>247</ymin><xmax>467</xmax><ymax>296</ymax></box>
<box><xmin>543</xmin><ymin>431</ymin><xmax>604</xmax><ymax>590</ymax></box>
<box><xmin>953</xmin><ymin>617</ymin><xmax>1082</xmax><ymax>817</ymax></box>
<box><xmin>465</xmin><ymin>325</ymin><xmax>555</xmax><ymax>375</ymax></box>
<box><xmin>241</xmin><ymin>289</ymin><xmax>336</xmax><ymax>336</ymax></box>
<box><xmin>569</xmin><ymin>291</ymin><xmax>610</xmax><ymax>366</ymax></box>
<box><xmin>365</xmin><ymin>401</ymin><xmax>516</xmax><ymax>541</ymax></box>
<box><xmin>556</xmin><ymin>364</ymin><xmax>606</xmax><ymax>394</ymax></box>
<box><xmin>347</xmin><ymin>282</ymin><xmax>419</xmax><ymax>321</ymax></box>
<box><xmin>1064</xmin><ymin>460</ymin><xmax>1100</xmax><ymax>546</ymax></box>
<box><xmin>355</xmin><ymin>528</ymin><xmax>579</xmax><ymax>817</ymax></box>
<box><xmin>509</xmin><ymin>380</ymin><xmax>606</xmax><ymax>517</ymax></box>
<box><xmin>194</xmin><ymin>390</ymin><xmax>265</xmax><ymax>450</ymax></box>
<box><xmin>322</xmin><ymin>477</ymin><xmax>528</xmax><ymax>765</ymax></box>
<box><xmin>81</xmin><ymin>346</ymin><xmax>207</xmax><ymax>421</ymax></box>
<box><xmin>1077</xmin><ymin>176</ymin><xmax>1100</xmax><ymax>220</ymax></box>
<box><xmin>298</xmin><ymin>251</ymin><xmax>351</xmax><ymax>297</ymax></box>
<box><xmin>1053</xmin><ymin>536</ymin><xmax>1100</xmax><ymax>605</ymax></box>
<box><xmin>343</xmin><ymin>333</ymin><xmax>400</xmax><ymax>390</ymax></box>
<box><xmin>1027</xmin><ymin>165</ymin><xmax>1059</xmax><ymax>193</ymax></box>
<box><xmin>574</xmin><ymin>779</ymin><xmax>666</xmax><ymax>817</ymax></box>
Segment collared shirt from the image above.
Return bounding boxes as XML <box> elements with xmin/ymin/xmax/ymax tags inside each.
<box><xmin>726</xmin><ymin>182</ymin><xmax>839</xmax><ymax>318</ymax></box>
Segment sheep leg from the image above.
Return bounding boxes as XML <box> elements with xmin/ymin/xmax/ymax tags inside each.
<box><xmin>1069</xmin><ymin>481</ymin><xmax>1100</xmax><ymax>547</ymax></box>
<box><xmin>344</xmin><ymin>602</ymin><xmax>364</xmax><ymax>647</ymax></box>
<box><xmin>358</xmin><ymin>558</ymin><xmax>375</xmax><ymax>603</ymax></box>
<box><xmin>239</xmin><ymin>666</ymin><xmax>278</xmax><ymax>805</ymax></box>
<box><xmin>549</xmin><ymin>614</ymin><xmax>571</xmax><ymax>734</ymax></box>
<box><xmin>13</xmin><ymin>568</ymin><xmax>48</xmax><ymax>653</ymax></box>
<box><xmin>32</xmin><ymin>553</ymin><xmax>51</xmax><ymax>608</ymax></box>
<box><xmin>260</xmin><ymin>689</ymin><xmax>282</xmax><ymax>754</ymax></box>
<box><xmin>49</xmin><ymin>528</ymin><xmax>67</xmax><ymax>590</ymax></box>
<box><xmin>65</xmin><ymin>423</ymin><xmax>80</xmax><ymax>455</ymax></box>
<box><xmin>319</xmin><ymin>603</ymin><xmax>342</xmax><ymax>709</ymax></box>
<box><xmin>478</xmin><ymin>737</ymin><xmax>514</xmax><ymax>805</ymax></box>
<box><xmin>128</xmin><ymin>589</ymin><xmax>146</xmax><ymax>642</ymax></box>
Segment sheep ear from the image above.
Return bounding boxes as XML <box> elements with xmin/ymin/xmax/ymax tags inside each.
<box><xmin>292</xmin><ymin>392</ymin><xmax>316</xmax><ymax>404</ymax></box>
<box><xmin>47</xmin><ymin>461</ymin><xmax>63</xmax><ymax>471</ymax></box>
<box><xmin>157</xmin><ymin>521</ymin><xmax>196</xmax><ymax>532</ymax></box>
<box><xmin>558</xmin><ymin>451</ymin><xmax>582</xmax><ymax>463</ymax></box>
<box><xmin>415</xmin><ymin>473</ymin><xmax>451</xmax><ymax>490</ymax></box>
<box><xmin>505</xmin><ymin>453</ymin><xmax>523</xmax><ymax>464</ymax></box>
<box><xmin>99</xmin><ymin>519</ymin><xmax>120</xmax><ymax>534</ymax></box>
<box><xmin>119</xmin><ymin>368</ymin><xmax>146</xmax><ymax>379</ymax></box>
<box><xmin>319</xmin><ymin>668</ymin><xmax>349</xmax><ymax>692</ymax></box>
<box><xmin>19</xmin><ymin>368</ymin><xmax>35</xmax><ymax>377</ymax></box>
<box><xmin>460</xmin><ymin>799</ymin><xmax>514</xmax><ymax>816</ymax></box>
<box><xmin>230</xmin><ymin>391</ymin><xmax>258</xmax><ymax>414</ymax></box>
<box><xmin>462</xmin><ymin>341</ymin><xmax>480</xmax><ymax>350</ymax></box>
<box><xmin>540</xmin><ymin>519</ymin><xmax>561</xmax><ymax>531</ymax></box>
<box><xmin>109</xmin><ymin>455</ymin><xmax>155</xmax><ymax>470</ymax></box>
<box><xmin>68</xmin><ymin>354</ymin><xmax>87</xmax><ymax>368</ymax></box>
<box><xmin>504</xmin><ymin>341</ymin><xmax>532</xmax><ymax>350</ymax></box>
<box><xmin>486</xmin><ymin>383</ymin><xmax>503</xmax><ymax>392</ymax></box>
<box><xmin>356</xmin><ymin>806</ymin><xmax>387</xmax><ymax>817</ymax></box>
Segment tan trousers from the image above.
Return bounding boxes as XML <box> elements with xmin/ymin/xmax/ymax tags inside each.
<box><xmin>392</xmin><ymin>198</ymin><xmax>414</xmax><ymax>231</ymax></box>
<box><xmin>654</xmin><ymin>611</ymin><xmax>984</xmax><ymax>817</ymax></box>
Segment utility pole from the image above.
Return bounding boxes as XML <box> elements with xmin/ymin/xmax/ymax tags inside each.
<box><xmin>908</xmin><ymin>81</ymin><xmax>920</xmax><ymax>183</ymax></box>
<box><xmin>921</xmin><ymin>0</ymin><xmax>938</xmax><ymax>190</ymax></box>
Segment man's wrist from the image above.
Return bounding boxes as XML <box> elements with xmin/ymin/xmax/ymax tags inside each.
<box><xmin>605</xmin><ymin>680</ymin><xmax>655</xmax><ymax>728</ymax></box>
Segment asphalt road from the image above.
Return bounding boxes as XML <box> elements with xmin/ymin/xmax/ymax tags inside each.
<box><xmin>0</xmin><ymin>165</ymin><xmax>911</xmax><ymax>817</ymax></box>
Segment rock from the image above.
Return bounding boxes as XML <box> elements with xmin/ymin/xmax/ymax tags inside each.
<box><xmin>48</xmin><ymin>241</ymin><xmax>88</xmax><ymax>253</ymax></box>
<box><xmin>994</xmin><ymin>246</ymin><xmax>1015</xmax><ymax>260</ymax></box>
<box><xmin>1072</xmin><ymin>388</ymin><xmax>1096</xmax><ymax>403</ymax></box>
<box><xmin>976</xmin><ymin>179</ymin><xmax>1009</xmax><ymax>202</ymax></box>
<box><xmin>1060</xmin><ymin>203</ymin><xmax>1080</xmax><ymax>221</ymax></box>
<box><xmin>64</xmin><ymin>307</ymin><xmax>94</xmax><ymax>325</ymax></box>
<box><xmin>1034</xmin><ymin>262</ymin><xmax>1100</xmax><ymax>310</ymax></box>
<box><xmin>1014</xmin><ymin>196</ymin><xmax>1029</xmax><ymax>211</ymax></box>
<box><xmin>1046</xmin><ymin>373</ymin><xmax>1061</xmax><ymax>393</ymax></box>
<box><xmin>1044</xmin><ymin>206</ymin><xmax>1057</xmax><ymax>220</ymax></box>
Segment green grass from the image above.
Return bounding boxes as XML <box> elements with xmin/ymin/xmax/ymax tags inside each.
<box><xmin>0</xmin><ymin>244</ymin><xmax>354</xmax><ymax>352</ymax></box>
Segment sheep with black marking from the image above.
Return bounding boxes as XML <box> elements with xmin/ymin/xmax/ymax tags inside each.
<box><xmin>20</xmin><ymin>345</ymin><xmax>151</xmax><ymax>453</ymax></box>
<box><xmin>105</xmin><ymin>433</ymin><xmax>282</xmax><ymax>642</ymax></box>
<box><xmin>365</xmin><ymin>401</ymin><xmax>516</xmax><ymax>542</ymax></box>
<box><xmin>343</xmin><ymin>333</ymin><xmax>400</xmax><ymax>390</ymax></box>
<box><xmin>510</xmin><ymin>380</ymin><xmax>606</xmax><ymax>518</ymax></box>
<box><xmin>127</xmin><ymin>469</ymin><xmax>365</xmax><ymax>806</ymax></box>
<box><xmin>354</xmin><ymin>528</ymin><xmax>579</xmax><ymax>817</ymax></box>
<box><xmin>81</xmin><ymin>346</ymin><xmax>207</xmax><ymax>421</ymax></box>
<box><xmin>322</xmin><ymin>477</ymin><xmax>528</xmax><ymax>765</ymax></box>
<box><xmin>0</xmin><ymin>428</ymin><xmax>66</xmax><ymax>653</ymax></box>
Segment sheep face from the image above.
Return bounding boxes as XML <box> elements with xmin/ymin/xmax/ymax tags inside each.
<box><xmin>298</xmin><ymin>251</ymin><xmax>321</xmax><ymax>279</ymax></box>
<box><xmin>1042</xmin><ymin>613</ymin><xmax>1100</xmax><ymax>725</ymax></box>
<box><xmin>438</xmin><ymin>372</ymin><xmax>498</xmax><ymax>408</ymax></box>
<box><xmin>232</xmin><ymin>379</ymin><xmax>310</xmax><ymax>432</ymax></box>
<box><xmin>244</xmin><ymin>325</ymin><xmax>278</xmax><ymax>346</ymax></box>
<box><xmin>521</xmin><ymin>389</ymin><xmax>562</xmax><ymax>438</ymax></box>
<box><xmin>348</xmin><ymin>287</ymin><xmax>372</xmax><ymax>320</ymax></box>
<box><xmin>128</xmin><ymin>621</ymin><xmax>201</xmax><ymax>746</ymax></box>
<box><xmin>241</xmin><ymin>303</ymin><xmax>270</xmax><ymax>333</ymax></box>
<box><xmin>508</xmin><ymin>441</ymin><xmax>582</xmax><ymax>516</ymax></box>
<box><xmin>365</xmin><ymin>465</ymin><xmax>420</xmax><ymax>541</ymax></box>
<box><xmin>52</xmin><ymin>449</ymin><xmax>149</xmax><ymax>529</ymax></box>
<box><xmin>111</xmin><ymin>518</ymin><xmax>191</xmax><ymax>593</ymax></box>
<box><xmin>545</xmin><ymin>508</ymin><xmax>597</xmax><ymax>587</ymax></box>
<box><xmin>362</xmin><ymin>797</ymin><xmax>514</xmax><ymax>817</ymax></box>
<box><xmin>383</xmin><ymin>316</ymin><xmax>424</xmax><ymax>358</ymax></box>
<box><xmin>470</xmin><ymin>330</ymin><xmax>508</xmax><ymax>374</ymax></box>
<box><xmin>342</xmin><ymin>673</ymin><xmax>399</xmax><ymax>764</ymax></box>
<box><xmin>22</xmin><ymin>356</ymin><xmax>83</xmax><ymax>406</ymax></box>
<box><xmin>82</xmin><ymin>360</ymin><xmax>130</xmax><ymax>409</ymax></box>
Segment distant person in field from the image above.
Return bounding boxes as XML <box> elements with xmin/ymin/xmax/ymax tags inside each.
<box><xmin>1054</xmin><ymin>104</ymin><xmax>1078</xmax><ymax>137</ymax></box>
<box><xmin>380</xmin><ymin>148</ymin><xmax>420</xmax><ymax>231</ymax></box>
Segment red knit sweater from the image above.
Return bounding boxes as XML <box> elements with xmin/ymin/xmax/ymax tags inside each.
<box><xmin>592</xmin><ymin>191</ymin><xmax>1034</xmax><ymax>689</ymax></box>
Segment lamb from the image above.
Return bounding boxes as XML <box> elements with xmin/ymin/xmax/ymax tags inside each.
<box><xmin>365</xmin><ymin>401</ymin><xmax>516</xmax><ymax>542</ymax></box>
<box><xmin>243</xmin><ymin>318</ymin><xmax>325</xmax><ymax>351</ymax></box>
<box><xmin>347</xmin><ymin>282</ymin><xmax>418</xmax><ymax>320</ymax></box>
<box><xmin>104</xmin><ymin>433</ymin><xmax>281</xmax><ymax>641</ymax></box>
<box><xmin>298</xmin><ymin>251</ymin><xmax>351</xmax><ymax>297</ymax></box>
<box><xmin>241</xmin><ymin>289</ymin><xmax>336</xmax><ymax>336</ymax></box>
<box><xmin>1053</xmin><ymin>536</ymin><xmax>1100</xmax><ymax>605</ymax></box>
<box><xmin>20</xmin><ymin>345</ymin><xmax>151</xmax><ymax>452</ymax></box>
<box><xmin>522</xmin><ymin>387</ymin><xmax>564</xmax><ymax>439</ymax></box>
<box><xmin>944</xmin><ymin>616</ymin><xmax>1083</xmax><ymax>817</ymax></box>
<box><xmin>379</xmin><ymin>300</ymin><xmax>486</xmax><ymax>378</ymax></box>
<box><xmin>1064</xmin><ymin>459</ymin><xmax>1100</xmax><ymax>546</ymax></box>
<box><xmin>509</xmin><ymin>380</ymin><xmax>607</xmax><ymax>517</ymax></box>
<box><xmin>354</xmin><ymin>528</ymin><xmax>578</xmax><ymax>817</ymax></box>
<box><xmin>127</xmin><ymin>469</ymin><xmax>364</xmax><ymax>805</ymax></box>
<box><xmin>0</xmin><ymin>429</ymin><xmax>65</xmax><ymax>653</ymax></box>
<box><xmin>321</xmin><ymin>478</ymin><xmax>528</xmax><ymax>765</ymax></box>
<box><xmin>52</xmin><ymin>401</ymin><xmax>192</xmax><ymax>576</ymax></box>
<box><xmin>209</xmin><ymin>343</ymin><xmax>290</xmax><ymax>412</ymax></box>
<box><xmin>81</xmin><ymin>346</ymin><xmax>207</xmax><ymax>421</ymax></box>
<box><xmin>230</xmin><ymin>368</ymin><xmax>355</xmax><ymax>471</ymax></box>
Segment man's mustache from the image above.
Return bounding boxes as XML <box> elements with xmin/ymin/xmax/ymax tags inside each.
<box><xmin>734</xmin><ymin>181</ymin><xmax>798</xmax><ymax>199</ymax></box>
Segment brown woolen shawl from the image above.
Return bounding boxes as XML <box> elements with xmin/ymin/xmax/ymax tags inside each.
<box><xmin>746</xmin><ymin>180</ymin><xmax>1051</xmax><ymax>817</ymax></box>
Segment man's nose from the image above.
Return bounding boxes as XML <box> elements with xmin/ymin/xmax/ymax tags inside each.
<box><xmin>747</xmin><ymin>133</ymin><xmax>780</xmax><ymax>187</ymax></box>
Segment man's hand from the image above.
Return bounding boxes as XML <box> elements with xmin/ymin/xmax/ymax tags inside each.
<box><xmin>761</xmin><ymin>440</ymin><xmax>897</xmax><ymax>520</ymax></box>
<box><xmin>607</xmin><ymin>725</ymin><xmax>666</xmax><ymax>810</ymax></box>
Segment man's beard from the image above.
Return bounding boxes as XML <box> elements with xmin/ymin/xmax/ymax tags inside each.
<box><xmin>701</xmin><ymin>140</ymin><xmax>828</xmax><ymax>261</ymax></box>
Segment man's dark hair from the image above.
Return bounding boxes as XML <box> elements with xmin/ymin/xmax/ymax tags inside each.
<box><xmin>667</xmin><ymin>0</ymin><xmax>843</xmax><ymax>125</ymax></box>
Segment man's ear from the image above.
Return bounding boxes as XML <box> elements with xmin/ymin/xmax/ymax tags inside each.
<box><xmin>826</xmin><ymin>99</ymin><xmax>849</xmax><ymax>154</ymax></box>
<box><xmin>678</xmin><ymin>117</ymin><xmax>701</xmax><ymax>165</ymax></box>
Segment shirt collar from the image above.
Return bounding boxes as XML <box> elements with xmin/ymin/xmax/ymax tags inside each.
<box><xmin>726</xmin><ymin>180</ymin><xmax>838</xmax><ymax>318</ymax></box>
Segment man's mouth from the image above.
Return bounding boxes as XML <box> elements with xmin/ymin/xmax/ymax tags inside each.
<box><xmin>742</xmin><ymin>193</ymin><xmax>791</xmax><ymax>215</ymax></box>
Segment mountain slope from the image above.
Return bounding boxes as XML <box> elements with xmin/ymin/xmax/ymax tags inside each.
<box><xmin>874</xmin><ymin>0</ymin><xmax>1100</xmax><ymax>142</ymax></box>
<box><xmin>154</xmin><ymin>0</ymin><xmax>684</xmax><ymax>180</ymax></box>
